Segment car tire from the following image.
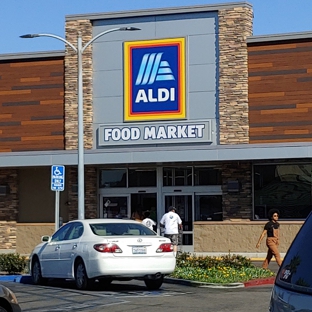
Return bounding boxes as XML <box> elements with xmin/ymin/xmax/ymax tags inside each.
<box><xmin>75</xmin><ymin>260</ymin><xmax>92</xmax><ymax>290</ymax></box>
<box><xmin>32</xmin><ymin>257</ymin><xmax>47</xmax><ymax>285</ymax></box>
<box><xmin>0</xmin><ymin>305</ymin><xmax>9</xmax><ymax>312</ymax></box>
<box><xmin>144</xmin><ymin>276</ymin><xmax>164</xmax><ymax>290</ymax></box>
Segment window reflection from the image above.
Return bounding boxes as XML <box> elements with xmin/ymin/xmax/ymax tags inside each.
<box><xmin>128</xmin><ymin>169</ymin><xmax>156</xmax><ymax>187</ymax></box>
<box><xmin>194</xmin><ymin>167</ymin><xmax>221</xmax><ymax>185</ymax></box>
<box><xmin>254</xmin><ymin>164</ymin><xmax>312</xmax><ymax>219</ymax></box>
<box><xmin>163</xmin><ymin>167</ymin><xmax>192</xmax><ymax>186</ymax></box>
<box><xmin>99</xmin><ymin>169</ymin><xmax>126</xmax><ymax>188</ymax></box>
<box><xmin>195</xmin><ymin>195</ymin><xmax>222</xmax><ymax>221</ymax></box>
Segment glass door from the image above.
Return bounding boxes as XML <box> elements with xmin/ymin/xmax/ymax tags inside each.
<box><xmin>130</xmin><ymin>193</ymin><xmax>157</xmax><ymax>224</ymax></box>
<box><xmin>100</xmin><ymin>195</ymin><xmax>129</xmax><ymax>219</ymax></box>
<box><xmin>164</xmin><ymin>194</ymin><xmax>193</xmax><ymax>252</ymax></box>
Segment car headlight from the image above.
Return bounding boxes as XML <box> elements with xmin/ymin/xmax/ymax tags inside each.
<box><xmin>6</xmin><ymin>287</ymin><xmax>19</xmax><ymax>304</ymax></box>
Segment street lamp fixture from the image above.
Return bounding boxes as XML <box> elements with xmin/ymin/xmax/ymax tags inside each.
<box><xmin>21</xmin><ymin>26</ymin><xmax>140</xmax><ymax>220</ymax></box>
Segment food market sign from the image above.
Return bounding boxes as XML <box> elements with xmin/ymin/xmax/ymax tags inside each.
<box><xmin>98</xmin><ymin>121</ymin><xmax>210</xmax><ymax>146</ymax></box>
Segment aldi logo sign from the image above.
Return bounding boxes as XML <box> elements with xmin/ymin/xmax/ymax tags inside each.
<box><xmin>124</xmin><ymin>38</ymin><xmax>186</xmax><ymax>122</ymax></box>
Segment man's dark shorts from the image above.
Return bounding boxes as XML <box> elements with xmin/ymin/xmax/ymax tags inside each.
<box><xmin>165</xmin><ymin>234</ymin><xmax>179</xmax><ymax>246</ymax></box>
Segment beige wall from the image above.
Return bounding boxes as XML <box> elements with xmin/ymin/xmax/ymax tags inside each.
<box><xmin>10</xmin><ymin>221</ymin><xmax>304</xmax><ymax>256</ymax></box>
<box><xmin>16</xmin><ymin>223</ymin><xmax>55</xmax><ymax>255</ymax></box>
<box><xmin>194</xmin><ymin>221</ymin><xmax>303</xmax><ymax>254</ymax></box>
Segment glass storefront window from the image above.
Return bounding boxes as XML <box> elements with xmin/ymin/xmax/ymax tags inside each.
<box><xmin>128</xmin><ymin>169</ymin><xmax>156</xmax><ymax>187</ymax></box>
<box><xmin>194</xmin><ymin>195</ymin><xmax>222</xmax><ymax>221</ymax></box>
<box><xmin>99</xmin><ymin>169</ymin><xmax>127</xmax><ymax>188</ymax></box>
<box><xmin>102</xmin><ymin>196</ymin><xmax>128</xmax><ymax>218</ymax></box>
<box><xmin>194</xmin><ymin>167</ymin><xmax>221</xmax><ymax>185</ymax></box>
<box><xmin>163</xmin><ymin>167</ymin><xmax>192</xmax><ymax>186</ymax></box>
<box><xmin>254</xmin><ymin>164</ymin><xmax>312</xmax><ymax>219</ymax></box>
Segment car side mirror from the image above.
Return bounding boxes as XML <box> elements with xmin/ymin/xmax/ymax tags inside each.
<box><xmin>41</xmin><ymin>235</ymin><xmax>51</xmax><ymax>242</ymax></box>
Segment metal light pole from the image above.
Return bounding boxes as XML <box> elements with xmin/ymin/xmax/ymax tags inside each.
<box><xmin>21</xmin><ymin>26</ymin><xmax>140</xmax><ymax>220</ymax></box>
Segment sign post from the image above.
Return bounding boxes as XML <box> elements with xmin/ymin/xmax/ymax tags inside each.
<box><xmin>51</xmin><ymin>165</ymin><xmax>65</xmax><ymax>232</ymax></box>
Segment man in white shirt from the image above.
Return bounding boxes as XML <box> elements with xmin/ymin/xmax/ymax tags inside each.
<box><xmin>160</xmin><ymin>206</ymin><xmax>183</xmax><ymax>255</ymax></box>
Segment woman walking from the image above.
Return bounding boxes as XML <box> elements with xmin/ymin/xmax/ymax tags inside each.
<box><xmin>256</xmin><ymin>209</ymin><xmax>282</xmax><ymax>269</ymax></box>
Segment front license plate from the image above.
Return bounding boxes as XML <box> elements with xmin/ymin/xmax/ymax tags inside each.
<box><xmin>132</xmin><ymin>246</ymin><xmax>146</xmax><ymax>254</ymax></box>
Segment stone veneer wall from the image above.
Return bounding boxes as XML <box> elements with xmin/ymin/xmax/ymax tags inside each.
<box><xmin>67</xmin><ymin>166</ymin><xmax>97</xmax><ymax>220</ymax></box>
<box><xmin>64</xmin><ymin>20</ymin><xmax>97</xmax><ymax>221</ymax></box>
<box><xmin>222</xmin><ymin>162</ymin><xmax>252</xmax><ymax>220</ymax></box>
<box><xmin>218</xmin><ymin>6</ymin><xmax>253</xmax><ymax>144</ymax></box>
<box><xmin>65</xmin><ymin>20</ymin><xmax>93</xmax><ymax>150</ymax></box>
<box><xmin>0</xmin><ymin>169</ymin><xmax>18</xmax><ymax>250</ymax></box>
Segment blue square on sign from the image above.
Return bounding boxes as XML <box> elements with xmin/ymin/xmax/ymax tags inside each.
<box><xmin>51</xmin><ymin>165</ymin><xmax>65</xmax><ymax>191</ymax></box>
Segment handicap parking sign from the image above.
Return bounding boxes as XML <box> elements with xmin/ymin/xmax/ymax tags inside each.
<box><xmin>51</xmin><ymin>165</ymin><xmax>65</xmax><ymax>191</ymax></box>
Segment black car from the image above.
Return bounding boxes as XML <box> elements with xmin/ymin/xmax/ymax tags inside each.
<box><xmin>269</xmin><ymin>211</ymin><xmax>312</xmax><ymax>311</ymax></box>
<box><xmin>0</xmin><ymin>284</ymin><xmax>21</xmax><ymax>312</ymax></box>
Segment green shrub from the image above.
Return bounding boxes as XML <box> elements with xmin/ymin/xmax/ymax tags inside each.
<box><xmin>0</xmin><ymin>253</ymin><xmax>27</xmax><ymax>274</ymax></box>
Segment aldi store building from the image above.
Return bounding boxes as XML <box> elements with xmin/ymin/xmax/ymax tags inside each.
<box><xmin>0</xmin><ymin>2</ymin><xmax>311</xmax><ymax>256</ymax></box>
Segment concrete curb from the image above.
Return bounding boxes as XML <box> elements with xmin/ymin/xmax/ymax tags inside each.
<box><xmin>0</xmin><ymin>274</ymin><xmax>32</xmax><ymax>284</ymax></box>
<box><xmin>243</xmin><ymin>276</ymin><xmax>275</xmax><ymax>287</ymax></box>
<box><xmin>164</xmin><ymin>276</ymin><xmax>275</xmax><ymax>288</ymax></box>
<box><xmin>164</xmin><ymin>277</ymin><xmax>244</xmax><ymax>288</ymax></box>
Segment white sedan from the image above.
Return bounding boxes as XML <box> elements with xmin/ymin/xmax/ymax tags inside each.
<box><xmin>29</xmin><ymin>219</ymin><xmax>176</xmax><ymax>290</ymax></box>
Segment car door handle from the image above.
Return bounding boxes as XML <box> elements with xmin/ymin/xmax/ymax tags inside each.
<box><xmin>55</xmin><ymin>245</ymin><xmax>60</xmax><ymax>251</ymax></box>
<box><xmin>73</xmin><ymin>244</ymin><xmax>77</xmax><ymax>249</ymax></box>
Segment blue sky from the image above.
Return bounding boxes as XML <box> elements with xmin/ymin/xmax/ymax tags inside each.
<box><xmin>2</xmin><ymin>0</ymin><xmax>312</xmax><ymax>54</ymax></box>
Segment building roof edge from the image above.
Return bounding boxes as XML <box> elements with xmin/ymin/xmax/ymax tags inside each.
<box><xmin>248</xmin><ymin>31</ymin><xmax>312</xmax><ymax>44</ymax></box>
<box><xmin>0</xmin><ymin>50</ymin><xmax>65</xmax><ymax>61</ymax></box>
<box><xmin>65</xmin><ymin>2</ymin><xmax>252</xmax><ymax>21</ymax></box>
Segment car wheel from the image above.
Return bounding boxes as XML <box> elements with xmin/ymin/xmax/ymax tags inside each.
<box><xmin>144</xmin><ymin>276</ymin><xmax>164</xmax><ymax>290</ymax></box>
<box><xmin>32</xmin><ymin>258</ymin><xmax>47</xmax><ymax>285</ymax></box>
<box><xmin>75</xmin><ymin>260</ymin><xmax>92</xmax><ymax>290</ymax></box>
<box><xmin>0</xmin><ymin>305</ymin><xmax>9</xmax><ymax>312</ymax></box>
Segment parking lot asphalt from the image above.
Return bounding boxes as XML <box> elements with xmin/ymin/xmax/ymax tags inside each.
<box><xmin>0</xmin><ymin>260</ymin><xmax>279</xmax><ymax>289</ymax></box>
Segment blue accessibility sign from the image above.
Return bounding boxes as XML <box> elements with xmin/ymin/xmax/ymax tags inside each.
<box><xmin>51</xmin><ymin>165</ymin><xmax>65</xmax><ymax>191</ymax></box>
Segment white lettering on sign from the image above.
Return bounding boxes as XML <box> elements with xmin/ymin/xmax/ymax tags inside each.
<box><xmin>100</xmin><ymin>124</ymin><xmax>207</xmax><ymax>145</ymax></box>
<box><xmin>143</xmin><ymin>124</ymin><xmax>205</xmax><ymax>140</ymax></box>
<box><xmin>135</xmin><ymin>88</ymin><xmax>175</xmax><ymax>103</ymax></box>
<box><xmin>104</xmin><ymin>127</ymin><xmax>140</xmax><ymax>141</ymax></box>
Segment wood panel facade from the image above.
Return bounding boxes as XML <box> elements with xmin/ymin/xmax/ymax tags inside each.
<box><xmin>248</xmin><ymin>39</ymin><xmax>312</xmax><ymax>143</ymax></box>
<box><xmin>0</xmin><ymin>55</ymin><xmax>65</xmax><ymax>152</ymax></box>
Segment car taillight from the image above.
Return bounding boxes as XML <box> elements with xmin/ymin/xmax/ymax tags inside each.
<box><xmin>93</xmin><ymin>243</ymin><xmax>122</xmax><ymax>253</ymax></box>
<box><xmin>156</xmin><ymin>243</ymin><xmax>173</xmax><ymax>253</ymax></box>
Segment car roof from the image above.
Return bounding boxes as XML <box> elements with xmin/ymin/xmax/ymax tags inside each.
<box><xmin>68</xmin><ymin>219</ymin><xmax>141</xmax><ymax>225</ymax></box>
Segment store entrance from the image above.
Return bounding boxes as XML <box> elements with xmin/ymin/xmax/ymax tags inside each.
<box><xmin>130</xmin><ymin>193</ymin><xmax>157</xmax><ymax>226</ymax></box>
<box><xmin>164</xmin><ymin>194</ymin><xmax>193</xmax><ymax>252</ymax></box>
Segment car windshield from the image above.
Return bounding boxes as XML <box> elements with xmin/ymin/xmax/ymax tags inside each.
<box><xmin>89</xmin><ymin>223</ymin><xmax>156</xmax><ymax>236</ymax></box>
<box><xmin>276</xmin><ymin>211</ymin><xmax>312</xmax><ymax>294</ymax></box>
